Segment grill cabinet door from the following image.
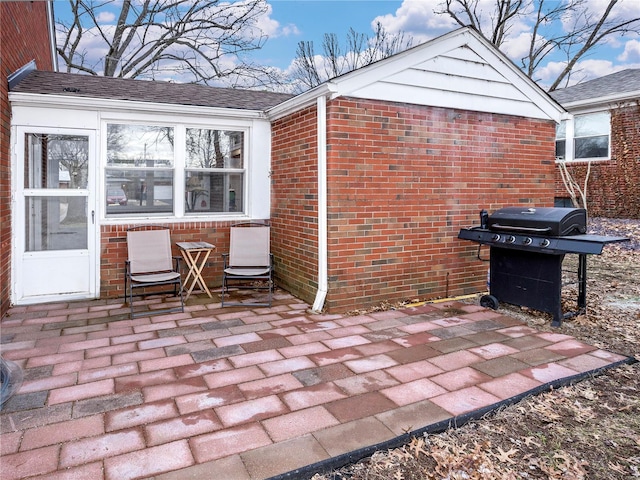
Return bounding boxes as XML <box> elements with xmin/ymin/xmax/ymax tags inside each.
<box><xmin>490</xmin><ymin>248</ymin><xmax>564</xmax><ymax>324</ymax></box>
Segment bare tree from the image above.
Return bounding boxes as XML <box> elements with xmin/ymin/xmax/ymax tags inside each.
<box><xmin>557</xmin><ymin>159</ymin><xmax>591</xmax><ymax>210</ymax></box>
<box><xmin>56</xmin><ymin>0</ymin><xmax>278</xmax><ymax>86</ymax></box>
<box><xmin>437</xmin><ymin>0</ymin><xmax>640</xmax><ymax>90</ymax></box>
<box><xmin>291</xmin><ymin>22</ymin><xmax>413</xmax><ymax>91</ymax></box>
<box><xmin>47</xmin><ymin>135</ymin><xmax>89</xmax><ymax>222</ymax></box>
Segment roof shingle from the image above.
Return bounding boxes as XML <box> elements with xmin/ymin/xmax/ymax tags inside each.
<box><xmin>10</xmin><ymin>70</ymin><xmax>294</xmax><ymax>111</ymax></box>
<box><xmin>550</xmin><ymin>69</ymin><xmax>640</xmax><ymax>104</ymax></box>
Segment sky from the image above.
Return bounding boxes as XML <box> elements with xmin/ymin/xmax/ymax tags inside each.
<box><xmin>53</xmin><ymin>0</ymin><xmax>640</xmax><ymax>91</ymax></box>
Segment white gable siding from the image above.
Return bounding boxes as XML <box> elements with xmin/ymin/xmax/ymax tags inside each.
<box><xmin>345</xmin><ymin>44</ymin><xmax>553</xmax><ymax>120</ymax></box>
<box><xmin>268</xmin><ymin>28</ymin><xmax>566</xmax><ymax>124</ymax></box>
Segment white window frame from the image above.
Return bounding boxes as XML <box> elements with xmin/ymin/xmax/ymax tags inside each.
<box><xmin>104</xmin><ymin>122</ymin><xmax>177</xmax><ymax>218</ymax></box>
<box><xmin>99</xmin><ymin>111</ymin><xmax>269</xmax><ymax>224</ymax></box>
<box><xmin>184</xmin><ymin>127</ymin><xmax>247</xmax><ymax>216</ymax></box>
<box><xmin>555</xmin><ymin>110</ymin><xmax>611</xmax><ymax>163</ymax></box>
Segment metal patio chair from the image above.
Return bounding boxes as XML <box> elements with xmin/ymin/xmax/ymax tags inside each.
<box><xmin>124</xmin><ymin>226</ymin><xmax>184</xmax><ymax>318</ymax></box>
<box><xmin>221</xmin><ymin>222</ymin><xmax>274</xmax><ymax>307</ymax></box>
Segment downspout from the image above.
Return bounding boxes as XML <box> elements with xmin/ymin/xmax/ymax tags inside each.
<box><xmin>311</xmin><ymin>95</ymin><xmax>328</xmax><ymax>312</ymax></box>
<box><xmin>46</xmin><ymin>1</ymin><xmax>59</xmax><ymax>71</ymax></box>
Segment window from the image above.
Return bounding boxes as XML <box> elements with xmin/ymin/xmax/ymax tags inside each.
<box><xmin>105</xmin><ymin>123</ymin><xmax>249</xmax><ymax>218</ymax></box>
<box><xmin>106</xmin><ymin>124</ymin><xmax>174</xmax><ymax>215</ymax></box>
<box><xmin>185</xmin><ymin>128</ymin><xmax>244</xmax><ymax>214</ymax></box>
<box><xmin>556</xmin><ymin>112</ymin><xmax>610</xmax><ymax>161</ymax></box>
<box><xmin>574</xmin><ymin>113</ymin><xmax>609</xmax><ymax>159</ymax></box>
<box><xmin>555</xmin><ymin>121</ymin><xmax>566</xmax><ymax>160</ymax></box>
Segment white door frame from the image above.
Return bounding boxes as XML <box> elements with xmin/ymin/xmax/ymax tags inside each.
<box><xmin>12</xmin><ymin>126</ymin><xmax>98</xmax><ymax>305</ymax></box>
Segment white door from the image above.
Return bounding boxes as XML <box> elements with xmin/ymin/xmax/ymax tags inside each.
<box><xmin>14</xmin><ymin>129</ymin><xmax>97</xmax><ymax>304</ymax></box>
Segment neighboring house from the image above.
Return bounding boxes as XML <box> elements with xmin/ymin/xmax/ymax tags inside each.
<box><xmin>0</xmin><ymin>1</ymin><xmax>57</xmax><ymax>317</ymax></box>
<box><xmin>550</xmin><ymin>69</ymin><xmax>640</xmax><ymax>219</ymax></box>
<box><xmin>7</xmin><ymin>27</ymin><xmax>567</xmax><ymax>314</ymax></box>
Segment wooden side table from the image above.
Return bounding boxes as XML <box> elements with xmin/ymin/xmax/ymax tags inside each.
<box><xmin>176</xmin><ymin>241</ymin><xmax>215</xmax><ymax>300</ymax></box>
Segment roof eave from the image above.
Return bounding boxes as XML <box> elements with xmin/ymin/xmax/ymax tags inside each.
<box><xmin>266</xmin><ymin>83</ymin><xmax>338</xmax><ymax>120</ymax></box>
<box><xmin>8</xmin><ymin>91</ymin><xmax>267</xmax><ymax>119</ymax></box>
<box><xmin>559</xmin><ymin>90</ymin><xmax>640</xmax><ymax>112</ymax></box>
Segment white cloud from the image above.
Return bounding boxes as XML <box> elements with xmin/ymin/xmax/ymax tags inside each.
<box><xmin>561</xmin><ymin>0</ymin><xmax>639</xmax><ymax>48</ymax></box>
<box><xmin>373</xmin><ymin>0</ymin><xmax>456</xmax><ymax>44</ymax></box>
<box><xmin>279</xmin><ymin>23</ymin><xmax>301</xmax><ymax>37</ymax></box>
<box><xmin>258</xmin><ymin>3</ymin><xmax>300</xmax><ymax>39</ymax></box>
<box><xmin>537</xmin><ymin>58</ymin><xmax>631</xmax><ymax>88</ymax></box>
<box><xmin>500</xmin><ymin>32</ymin><xmax>534</xmax><ymax>63</ymax></box>
<box><xmin>95</xmin><ymin>11</ymin><xmax>115</xmax><ymax>23</ymax></box>
<box><xmin>565</xmin><ymin>59</ymin><xmax>620</xmax><ymax>84</ymax></box>
<box><xmin>535</xmin><ymin>61</ymin><xmax>570</xmax><ymax>87</ymax></box>
<box><xmin>618</xmin><ymin>39</ymin><xmax>640</xmax><ymax>63</ymax></box>
<box><xmin>374</xmin><ymin>0</ymin><xmax>534</xmax><ymax>51</ymax></box>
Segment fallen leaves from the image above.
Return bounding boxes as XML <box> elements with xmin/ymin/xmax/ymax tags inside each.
<box><xmin>492</xmin><ymin>446</ymin><xmax>518</xmax><ymax>464</ymax></box>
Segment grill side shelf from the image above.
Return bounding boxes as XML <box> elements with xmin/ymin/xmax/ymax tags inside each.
<box><xmin>458</xmin><ymin>229</ymin><xmax>629</xmax><ymax>255</ymax></box>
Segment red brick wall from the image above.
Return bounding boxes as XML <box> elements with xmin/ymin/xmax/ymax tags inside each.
<box><xmin>1</xmin><ymin>2</ymin><xmax>55</xmax><ymax>316</ymax></box>
<box><xmin>272</xmin><ymin>97</ymin><xmax>557</xmax><ymax>313</ymax></box>
<box><xmin>271</xmin><ymin>105</ymin><xmax>319</xmax><ymax>304</ymax></box>
<box><xmin>554</xmin><ymin>103</ymin><xmax>640</xmax><ymax>219</ymax></box>
<box><xmin>100</xmin><ymin>221</ymin><xmax>256</xmax><ymax>299</ymax></box>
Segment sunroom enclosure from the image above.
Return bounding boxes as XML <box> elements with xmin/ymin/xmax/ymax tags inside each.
<box><xmin>10</xmin><ymin>93</ymin><xmax>272</xmax><ymax>305</ymax></box>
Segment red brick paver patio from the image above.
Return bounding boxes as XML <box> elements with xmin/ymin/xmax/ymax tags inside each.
<box><xmin>0</xmin><ymin>292</ymin><xmax>630</xmax><ymax>479</ymax></box>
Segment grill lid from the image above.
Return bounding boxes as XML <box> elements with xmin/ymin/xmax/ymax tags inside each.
<box><xmin>487</xmin><ymin>207</ymin><xmax>587</xmax><ymax>236</ymax></box>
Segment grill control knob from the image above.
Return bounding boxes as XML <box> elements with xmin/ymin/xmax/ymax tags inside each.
<box><xmin>491</xmin><ymin>234</ymin><xmax>501</xmax><ymax>242</ymax></box>
<box><xmin>506</xmin><ymin>235</ymin><xmax>516</xmax><ymax>244</ymax></box>
<box><xmin>523</xmin><ymin>237</ymin><xmax>532</xmax><ymax>246</ymax></box>
<box><xmin>540</xmin><ymin>239</ymin><xmax>550</xmax><ymax>247</ymax></box>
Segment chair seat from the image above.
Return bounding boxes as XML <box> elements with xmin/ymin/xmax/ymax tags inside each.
<box><xmin>125</xmin><ymin>227</ymin><xmax>184</xmax><ymax>319</ymax></box>
<box><xmin>224</xmin><ymin>267</ymin><xmax>271</xmax><ymax>276</ymax></box>
<box><xmin>221</xmin><ymin>223</ymin><xmax>273</xmax><ymax>307</ymax></box>
<box><xmin>131</xmin><ymin>271</ymin><xmax>181</xmax><ymax>283</ymax></box>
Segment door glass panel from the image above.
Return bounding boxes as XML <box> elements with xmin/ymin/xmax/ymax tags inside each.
<box><xmin>25</xmin><ymin>133</ymin><xmax>89</xmax><ymax>189</ymax></box>
<box><xmin>25</xmin><ymin>196</ymin><xmax>88</xmax><ymax>251</ymax></box>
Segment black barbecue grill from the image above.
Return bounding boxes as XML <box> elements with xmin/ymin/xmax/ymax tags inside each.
<box><xmin>458</xmin><ymin>207</ymin><xmax>629</xmax><ymax>326</ymax></box>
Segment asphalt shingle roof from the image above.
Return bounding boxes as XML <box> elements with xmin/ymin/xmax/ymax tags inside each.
<box><xmin>10</xmin><ymin>70</ymin><xmax>295</xmax><ymax>111</ymax></box>
<box><xmin>550</xmin><ymin>69</ymin><xmax>640</xmax><ymax>104</ymax></box>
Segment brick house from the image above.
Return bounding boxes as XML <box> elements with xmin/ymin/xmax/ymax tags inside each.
<box><xmin>550</xmin><ymin>69</ymin><xmax>640</xmax><ymax>219</ymax></box>
<box><xmin>268</xmin><ymin>28</ymin><xmax>566</xmax><ymax>312</ymax></box>
<box><xmin>6</xmin><ymin>27</ymin><xmax>566</xmax><ymax>313</ymax></box>
<box><xmin>1</xmin><ymin>1</ymin><xmax>57</xmax><ymax>317</ymax></box>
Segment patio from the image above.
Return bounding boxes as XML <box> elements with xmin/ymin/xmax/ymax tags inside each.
<box><xmin>0</xmin><ymin>291</ymin><xmax>631</xmax><ymax>480</ymax></box>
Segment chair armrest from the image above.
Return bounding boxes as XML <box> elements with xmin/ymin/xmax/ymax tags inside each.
<box><xmin>172</xmin><ymin>256</ymin><xmax>181</xmax><ymax>272</ymax></box>
<box><xmin>221</xmin><ymin>253</ymin><xmax>229</xmax><ymax>269</ymax></box>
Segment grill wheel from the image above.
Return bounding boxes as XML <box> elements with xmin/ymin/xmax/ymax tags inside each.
<box><xmin>480</xmin><ymin>294</ymin><xmax>499</xmax><ymax>310</ymax></box>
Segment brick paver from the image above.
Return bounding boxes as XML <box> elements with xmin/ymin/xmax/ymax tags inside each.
<box><xmin>104</xmin><ymin>440</ymin><xmax>194</xmax><ymax>480</ymax></box>
<box><xmin>262</xmin><ymin>405</ymin><xmax>339</xmax><ymax>442</ymax></box>
<box><xmin>190</xmin><ymin>423</ymin><xmax>272</xmax><ymax>463</ymax></box>
<box><xmin>60</xmin><ymin>429</ymin><xmax>145</xmax><ymax>467</ymax></box>
<box><xmin>0</xmin><ymin>445</ymin><xmax>60</xmax><ymax>480</ymax></box>
<box><xmin>0</xmin><ymin>294</ymin><xmax>631</xmax><ymax>480</ymax></box>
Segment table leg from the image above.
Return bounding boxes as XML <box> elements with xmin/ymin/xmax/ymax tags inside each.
<box><xmin>180</xmin><ymin>249</ymin><xmax>213</xmax><ymax>300</ymax></box>
<box><xmin>192</xmin><ymin>250</ymin><xmax>213</xmax><ymax>297</ymax></box>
